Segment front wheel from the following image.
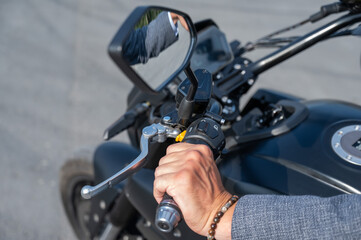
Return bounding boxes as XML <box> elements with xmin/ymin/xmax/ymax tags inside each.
<box><xmin>59</xmin><ymin>145</ymin><xmax>146</xmax><ymax>240</ymax></box>
<box><xmin>60</xmin><ymin>153</ymin><xmax>95</xmax><ymax>240</ymax></box>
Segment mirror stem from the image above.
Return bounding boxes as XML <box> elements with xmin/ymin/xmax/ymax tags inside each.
<box><xmin>178</xmin><ymin>64</ymin><xmax>198</xmax><ymax>126</ymax></box>
<box><xmin>184</xmin><ymin>64</ymin><xmax>198</xmax><ymax>101</ymax></box>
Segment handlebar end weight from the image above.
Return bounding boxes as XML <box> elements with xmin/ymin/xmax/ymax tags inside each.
<box><xmin>155</xmin><ymin>205</ymin><xmax>181</xmax><ymax>233</ymax></box>
<box><xmin>155</xmin><ymin>193</ymin><xmax>182</xmax><ymax>233</ymax></box>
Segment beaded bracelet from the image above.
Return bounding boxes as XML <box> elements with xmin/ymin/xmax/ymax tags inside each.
<box><xmin>207</xmin><ymin>195</ymin><xmax>239</xmax><ymax>240</ymax></box>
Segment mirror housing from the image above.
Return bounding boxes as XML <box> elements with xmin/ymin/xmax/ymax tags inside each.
<box><xmin>108</xmin><ymin>6</ymin><xmax>197</xmax><ymax>94</ymax></box>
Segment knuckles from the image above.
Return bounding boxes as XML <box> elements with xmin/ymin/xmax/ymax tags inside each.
<box><xmin>154</xmin><ymin>166</ymin><xmax>161</xmax><ymax>177</ymax></box>
<box><xmin>185</xmin><ymin>149</ymin><xmax>203</xmax><ymax>162</ymax></box>
<box><xmin>166</xmin><ymin>143</ymin><xmax>185</xmax><ymax>154</ymax></box>
<box><xmin>166</xmin><ymin>144</ymin><xmax>176</xmax><ymax>155</ymax></box>
<box><xmin>165</xmin><ymin>143</ymin><xmax>213</xmax><ymax>161</ymax></box>
<box><xmin>153</xmin><ymin>177</ymin><xmax>160</xmax><ymax>189</ymax></box>
<box><xmin>156</xmin><ymin>144</ymin><xmax>214</xmax><ymax>185</ymax></box>
<box><xmin>196</xmin><ymin>145</ymin><xmax>213</xmax><ymax>159</ymax></box>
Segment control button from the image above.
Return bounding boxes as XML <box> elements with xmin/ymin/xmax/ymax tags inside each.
<box><xmin>208</xmin><ymin>124</ymin><xmax>219</xmax><ymax>139</ymax></box>
<box><xmin>198</xmin><ymin>120</ymin><xmax>208</xmax><ymax>134</ymax></box>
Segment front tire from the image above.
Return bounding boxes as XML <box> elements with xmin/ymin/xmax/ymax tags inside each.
<box><xmin>60</xmin><ymin>143</ymin><xmax>146</xmax><ymax>240</ymax></box>
<box><xmin>60</xmin><ymin>152</ymin><xmax>95</xmax><ymax>240</ymax></box>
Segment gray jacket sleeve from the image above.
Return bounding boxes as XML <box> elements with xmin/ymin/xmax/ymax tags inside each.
<box><xmin>122</xmin><ymin>11</ymin><xmax>178</xmax><ymax>65</ymax></box>
<box><xmin>144</xmin><ymin>12</ymin><xmax>178</xmax><ymax>61</ymax></box>
<box><xmin>231</xmin><ymin>194</ymin><xmax>361</xmax><ymax>239</ymax></box>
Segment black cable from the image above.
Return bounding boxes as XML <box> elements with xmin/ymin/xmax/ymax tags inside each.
<box><xmin>239</xmin><ymin>2</ymin><xmax>350</xmax><ymax>54</ymax></box>
<box><xmin>259</xmin><ymin>19</ymin><xmax>310</xmax><ymax>41</ymax></box>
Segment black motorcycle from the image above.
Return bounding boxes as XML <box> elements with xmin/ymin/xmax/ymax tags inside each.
<box><xmin>60</xmin><ymin>1</ymin><xmax>361</xmax><ymax>239</ymax></box>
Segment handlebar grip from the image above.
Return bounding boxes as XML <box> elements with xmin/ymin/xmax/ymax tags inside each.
<box><xmin>155</xmin><ymin>117</ymin><xmax>225</xmax><ymax>232</ymax></box>
<box><xmin>155</xmin><ymin>193</ymin><xmax>182</xmax><ymax>233</ymax></box>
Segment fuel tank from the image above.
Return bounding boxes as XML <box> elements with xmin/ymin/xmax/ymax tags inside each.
<box><xmin>220</xmin><ymin>100</ymin><xmax>361</xmax><ymax>197</ymax></box>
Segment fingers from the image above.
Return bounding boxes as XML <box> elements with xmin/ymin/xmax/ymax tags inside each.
<box><xmin>158</xmin><ymin>144</ymin><xmax>214</xmax><ymax>176</ymax></box>
<box><xmin>170</xmin><ymin>13</ymin><xmax>189</xmax><ymax>31</ymax></box>
<box><xmin>179</xmin><ymin>17</ymin><xmax>189</xmax><ymax>31</ymax></box>
<box><xmin>166</xmin><ymin>143</ymin><xmax>213</xmax><ymax>159</ymax></box>
<box><xmin>153</xmin><ymin>141</ymin><xmax>228</xmax><ymax>236</ymax></box>
<box><xmin>153</xmin><ymin>173</ymin><xmax>177</xmax><ymax>204</ymax></box>
<box><xmin>154</xmin><ymin>164</ymin><xmax>197</xmax><ymax>205</ymax></box>
<box><xmin>154</xmin><ymin>152</ymin><xmax>196</xmax><ymax>203</ymax></box>
<box><xmin>154</xmin><ymin>160</ymin><xmax>184</xmax><ymax>178</ymax></box>
<box><xmin>159</xmin><ymin>148</ymin><xmax>210</xmax><ymax>169</ymax></box>
<box><xmin>154</xmin><ymin>145</ymin><xmax>204</xmax><ymax>203</ymax></box>
<box><xmin>154</xmin><ymin>143</ymin><xmax>216</xmax><ymax>208</ymax></box>
<box><xmin>165</xmin><ymin>142</ymin><xmax>193</xmax><ymax>154</ymax></box>
<box><xmin>154</xmin><ymin>148</ymin><xmax>213</xmax><ymax>201</ymax></box>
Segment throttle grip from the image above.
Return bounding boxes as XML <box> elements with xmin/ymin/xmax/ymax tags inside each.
<box><xmin>155</xmin><ymin>117</ymin><xmax>225</xmax><ymax>232</ymax></box>
<box><xmin>155</xmin><ymin>193</ymin><xmax>182</xmax><ymax>232</ymax></box>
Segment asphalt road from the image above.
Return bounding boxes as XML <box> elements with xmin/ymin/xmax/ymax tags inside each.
<box><xmin>0</xmin><ymin>0</ymin><xmax>360</xmax><ymax>239</ymax></box>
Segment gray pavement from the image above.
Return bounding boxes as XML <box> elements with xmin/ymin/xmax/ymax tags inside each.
<box><xmin>0</xmin><ymin>0</ymin><xmax>360</xmax><ymax>239</ymax></box>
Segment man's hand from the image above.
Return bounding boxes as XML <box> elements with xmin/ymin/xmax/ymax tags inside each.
<box><xmin>170</xmin><ymin>13</ymin><xmax>189</xmax><ymax>31</ymax></box>
<box><xmin>153</xmin><ymin>143</ymin><xmax>233</xmax><ymax>239</ymax></box>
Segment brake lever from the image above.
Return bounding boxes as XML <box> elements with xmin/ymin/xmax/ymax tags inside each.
<box><xmin>81</xmin><ymin>123</ymin><xmax>181</xmax><ymax>200</ymax></box>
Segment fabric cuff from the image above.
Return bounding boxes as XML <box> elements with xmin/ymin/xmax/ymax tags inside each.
<box><xmin>167</xmin><ymin>12</ymin><xmax>179</xmax><ymax>36</ymax></box>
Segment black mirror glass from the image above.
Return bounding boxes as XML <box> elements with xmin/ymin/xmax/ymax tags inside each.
<box><xmin>112</xmin><ymin>7</ymin><xmax>194</xmax><ymax>92</ymax></box>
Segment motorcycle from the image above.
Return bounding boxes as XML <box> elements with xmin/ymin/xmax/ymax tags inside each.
<box><xmin>60</xmin><ymin>1</ymin><xmax>361</xmax><ymax>239</ymax></box>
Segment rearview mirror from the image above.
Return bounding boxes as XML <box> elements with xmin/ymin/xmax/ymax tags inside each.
<box><xmin>108</xmin><ymin>6</ymin><xmax>197</xmax><ymax>94</ymax></box>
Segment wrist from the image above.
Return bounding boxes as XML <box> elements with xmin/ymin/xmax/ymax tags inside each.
<box><xmin>203</xmin><ymin>192</ymin><xmax>237</xmax><ymax>240</ymax></box>
<box><xmin>213</xmin><ymin>202</ymin><xmax>236</xmax><ymax>240</ymax></box>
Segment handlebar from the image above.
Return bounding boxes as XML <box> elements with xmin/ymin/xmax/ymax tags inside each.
<box><xmin>250</xmin><ymin>12</ymin><xmax>361</xmax><ymax>76</ymax></box>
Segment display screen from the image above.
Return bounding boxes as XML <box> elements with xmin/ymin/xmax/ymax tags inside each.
<box><xmin>352</xmin><ymin>137</ymin><xmax>361</xmax><ymax>151</ymax></box>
